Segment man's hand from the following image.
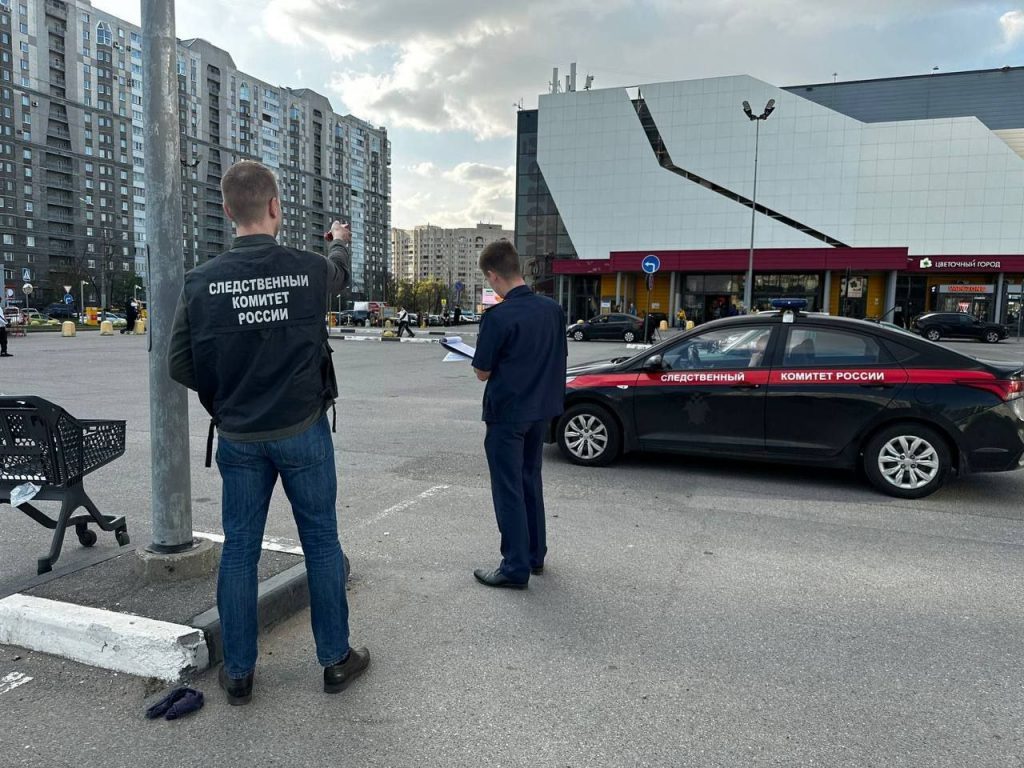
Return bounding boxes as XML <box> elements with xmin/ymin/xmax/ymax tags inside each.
<box><xmin>330</xmin><ymin>220</ymin><xmax>352</xmax><ymax>245</ymax></box>
<box><xmin>474</xmin><ymin>367</ymin><xmax>490</xmax><ymax>382</ymax></box>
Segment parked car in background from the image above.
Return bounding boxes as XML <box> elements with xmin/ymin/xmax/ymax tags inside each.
<box><xmin>338</xmin><ymin>309</ymin><xmax>370</xmax><ymax>327</ymax></box>
<box><xmin>44</xmin><ymin>303</ymin><xmax>78</xmax><ymax>320</ymax></box>
<box><xmin>22</xmin><ymin>311</ymin><xmax>60</xmax><ymax>327</ymax></box>
<box><xmin>459</xmin><ymin>310</ymin><xmax>479</xmax><ymax>323</ymax></box>
<box><xmin>567</xmin><ymin>313</ymin><xmax>645</xmax><ymax>343</ymax></box>
<box><xmin>912</xmin><ymin>312</ymin><xmax>1008</xmax><ymax>343</ymax></box>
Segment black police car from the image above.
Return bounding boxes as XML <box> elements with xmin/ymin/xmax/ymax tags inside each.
<box><xmin>912</xmin><ymin>312</ymin><xmax>1008</xmax><ymax>343</ymax></box>
<box><xmin>550</xmin><ymin>300</ymin><xmax>1024</xmax><ymax>498</ymax></box>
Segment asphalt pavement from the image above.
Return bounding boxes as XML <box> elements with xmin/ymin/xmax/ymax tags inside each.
<box><xmin>0</xmin><ymin>329</ymin><xmax>1022</xmax><ymax>767</ymax></box>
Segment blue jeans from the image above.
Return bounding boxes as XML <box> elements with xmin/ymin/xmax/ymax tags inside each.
<box><xmin>215</xmin><ymin>414</ymin><xmax>350</xmax><ymax>678</ymax></box>
<box><xmin>483</xmin><ymin>420</ymin><xmax>548</xmax><ymax>582</ymax></box>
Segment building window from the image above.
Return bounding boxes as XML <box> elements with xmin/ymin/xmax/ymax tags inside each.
<box><xmin>96</xmin><ymin>22</ymin><xmax>112</xmax><ymax>47</ymax></box>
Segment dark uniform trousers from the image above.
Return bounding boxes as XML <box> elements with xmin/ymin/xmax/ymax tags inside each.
<box><xmin>483</xmin><ymin>419</ymin><xmax>547</xmax><ymax>581</ymax></box>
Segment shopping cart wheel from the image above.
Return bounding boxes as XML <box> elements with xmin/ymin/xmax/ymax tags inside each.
<box><xmin>76</xmin><ymin>526</ymin><xmax>97</xmax><ymax>547</ymax></box>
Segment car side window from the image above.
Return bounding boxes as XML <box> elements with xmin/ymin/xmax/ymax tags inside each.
<box><xmin>784</xmin><ymin>328</ymin><xmax>890</xmax><ymax>367</ymax></box>
<box><xmin>661</xmin><ymin>327</ymin><xmax>773</xmax><ymax>371</ymax></box>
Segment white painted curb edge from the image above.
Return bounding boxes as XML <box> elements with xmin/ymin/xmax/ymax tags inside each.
<box><xmin>0</xmin><ymin>594</ymin><xmax>209</xmax><ymax>682</ymax></box>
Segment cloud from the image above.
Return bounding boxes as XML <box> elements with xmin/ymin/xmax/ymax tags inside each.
<box><xmin>392</xmin><ymin>162</ymin><xmax>514</xmax><ymax>229</ymax></box>
<box><xmin>265</xmin><ymin>0</ymin><xmax>989</xmax><ymax>140</ymax></box>
<box><xmin>1000</xmin><ymin>10</ymin><xmax>1024</xmax><ymax>46</ymax></box>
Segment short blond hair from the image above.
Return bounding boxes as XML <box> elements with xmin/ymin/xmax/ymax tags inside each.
<box><xmin>221</xmin><ymin>160</ymin><xmax>279</xmax><ymax>226</ymax></box>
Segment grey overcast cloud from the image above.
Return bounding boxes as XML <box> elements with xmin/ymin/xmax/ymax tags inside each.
<box><xmin>96</xmin><ymin>1</ymin><xmax>1024</xmax><ymax>231</ymax></box>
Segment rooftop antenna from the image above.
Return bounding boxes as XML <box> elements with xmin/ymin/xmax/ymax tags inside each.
<box><xmin>584</xmin><ymin>74</ymin><xmax>594</xmax><ymax>90</ymax></box>
<box><xmin>513</xmin><ymin>98</ymin><xmax>523</xmax><ymax>111</ymax></box>
<box><xmin>550</xmin><ymin>67</ymin><xmax>561</xmax><ymax>94</ymax></box>
<box><xmin>832</xmin><ymin>72</ymin><xmax>837</xmax><ymax>84</ymax></box>
<box><xmin>569</xmin><ymin>62</ymin><xmax>577</xmax><ymax>92</ymax></box>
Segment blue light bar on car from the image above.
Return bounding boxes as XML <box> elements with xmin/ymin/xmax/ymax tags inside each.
<box><xmin>770</xmin><ymin>298</ymin><xmax>808</xmax><ymax>311</ymax></box>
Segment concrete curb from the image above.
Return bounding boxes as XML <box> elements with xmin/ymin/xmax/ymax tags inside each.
<box><xmin>0</xmin><ymin>593</ymin><xmax>209</xmax><ymax>682</ymax></box>
<box><xmin>0</xmin><ymin>555</ymin><xmax>312</xmax><ymax>682</ymax></box>
<box><xmin>191</xmin><ymin>561</ymin><xmax>310</xmax><ymax>668</ymax></box>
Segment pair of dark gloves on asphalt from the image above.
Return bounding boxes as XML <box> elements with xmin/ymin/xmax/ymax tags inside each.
<box><xmin>145</xmin><ymin>687</ymin><xmax>204</xmax><ymax>721</ymax></box>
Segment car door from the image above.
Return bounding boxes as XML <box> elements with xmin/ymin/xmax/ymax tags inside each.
<box><xmin>632</xmin><ymin>324</ymin><xmax>775</xmax><ymax>455</ymax></box>
<box><xmin>952</xmin><ymin>314</ymin><xmax>975</xmax><ymax>339</ymax></box>
<box><xmin>763</xmin><ymin>324</ymin><xmax>908</xmax><ymax>459</ymax></box>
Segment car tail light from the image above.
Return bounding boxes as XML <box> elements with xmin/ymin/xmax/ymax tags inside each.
<box><xmin>956</xmin><ymin>377</ymin><xmax>1024</xmax><ymax>401</ymax></box>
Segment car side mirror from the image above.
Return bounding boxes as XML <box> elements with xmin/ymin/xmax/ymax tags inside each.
<box><xmin>642</xmin><ymin>354</ymin><xmax>664</xmax><ymax>371</ymax></box>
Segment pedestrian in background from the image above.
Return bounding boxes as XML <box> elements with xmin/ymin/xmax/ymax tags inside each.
<box><xmin>122</xmin><ymin>300</ymin><xmax>138</xmax><ymax>335</ymax></box>
<box><xmin>471</xmin><ymin>240</ymin><xmax>567</xmax><ymax>589</ymax></box>
<box><xmin>168</xmin><ymin>160</ymin><xmax>370</xmax><ymax>705</ymax></box>
<box><xmin>0</xmin><ymin>311</ymin><xmax>10</xmax><ymax>357</ymax></box>
<box><xmin>397</xmin><ymin>305</ymin><xmax>415</xmax><ymax>338</ymax></box>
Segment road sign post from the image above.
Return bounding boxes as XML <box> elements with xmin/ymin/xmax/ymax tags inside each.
<box><xmin>641</xmin><ymin>256</ymin><xmax>660</xmax><ymax>343</ymax></box>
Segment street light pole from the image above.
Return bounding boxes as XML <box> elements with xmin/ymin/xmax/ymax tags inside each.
<box><xmin>741</xmin><ymin>99</ymin><xmax>776</xmax><ymax>312</ymax></box>
<box><xmin>143</xmin><ymin>0</ymin><xmax>195</xmax><ymax>555</ymax></box>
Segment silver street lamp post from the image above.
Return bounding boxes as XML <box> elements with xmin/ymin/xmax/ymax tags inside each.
<box><xmin>741</xmin><ymin>98</ymin><xmax>776</xmax><ymax>312</ymax></box>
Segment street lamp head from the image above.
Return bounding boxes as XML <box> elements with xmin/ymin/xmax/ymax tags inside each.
<box><xmin>742</xmin><ymin>101</ymin><xmax>754</xmax><ymax>120</ymax></box>
<box><xmin>761</xmin><ymin>99</ymin><xmax>776</xmax><ymax>119</ymax></box>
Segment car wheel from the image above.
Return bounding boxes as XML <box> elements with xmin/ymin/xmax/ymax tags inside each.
<box><xmin>984</xmin><ymin>330</ymin><xmax>1001</xmax><ymax>343</ymax></box>
<box><xmin>862</xmin><ymin>423</ymin><xmax>951</xmax><ymax>499</ymax></box>
<box><xmin>557</xmin><ymin>403</ymin><xmax>621</xmax><ymax>467</ymax></box>
<box><xmin>623</xmin><ymin>330</ymin><xmax>637</xmax><ymax>343</ymax></box>
<box><xmin>924</xmin><ymin>328</ymin><xmax>941</xmax><ymax>342</ymax></box>
<box><xmin>572</xmin><ymin>329</ymin><xmax>585</xmax><ymax>342</ymax></box>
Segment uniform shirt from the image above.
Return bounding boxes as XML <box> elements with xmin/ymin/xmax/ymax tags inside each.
<box><xmin>471</xmin><ymin>284</ymin><xmax>567</xmax><ymax>424</ymax></box>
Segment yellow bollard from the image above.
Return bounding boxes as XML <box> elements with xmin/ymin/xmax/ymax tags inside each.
<box><xmin>659</xmin><ymin>320</ymin><xmax>669</xmax><ymax>331</ymax></box>
<box><xmin>100</xmin><ymin>320</ymin><xmax>114</xmax><ymax>335</ymax></box>
<box><xmin>686</xmin><ymin>320</ymin><xmax>695</xmax><ymax>330</ymax></box>
<box><xmin>134</xmin><ymin>318</ymin><xmax>146</xmax><ymax>334</ymax></box>
<box><xmin>61</xmin><ymin>321</ymin><xmax>76</xmax><ymax>337</ymax></box>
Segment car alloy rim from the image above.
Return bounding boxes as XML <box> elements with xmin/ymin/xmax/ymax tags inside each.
<box><xmin>877</xmin><ymin>435</ymin><xmax>940</xmax><ymax>490</ymax></box>
<box><xmin>564</xmin><ymin>414</ymin><xmax>609</xmax><ymax>460</ymax></box>
<box><xmin>574</xmin><ymin>331</ymin><xmax>584</xmax><ymax>340</ymax></box>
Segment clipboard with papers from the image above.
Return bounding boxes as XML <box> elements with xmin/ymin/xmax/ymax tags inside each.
<box><xmin>440</xmin><ymin>336</ymin><xmax>476</xmax><ymax>363</ymax></box>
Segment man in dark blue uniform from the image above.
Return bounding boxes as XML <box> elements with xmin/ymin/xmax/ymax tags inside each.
<box><xmin>471</xmin><ymin>241</ymin><xmax>567</xmax><ymax>589</ymax></box>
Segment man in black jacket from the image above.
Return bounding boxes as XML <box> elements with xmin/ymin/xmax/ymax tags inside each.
<box><xmin>168</xmin><ymin>160</ymin><xmax>369</xmax><ymax>705</ymax></box>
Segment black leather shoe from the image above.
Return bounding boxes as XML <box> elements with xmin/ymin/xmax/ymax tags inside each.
<box><xmin>218</xmin><ymin>666</ymin><xmax>253</xmax><ymax>706</ymax></box>
<box><xmin>324</xmin><ymin>647</ymin><xmax>370</xmax><ymax>694</ymax></box>
<box><xmin>531</xmin><ymin>565</ymin><xmax>544</xmax><ymax>575</ymax></box>
<box><xmin>474</xmin><ymin>568</ymin><xmax>528</xmax><ymax>589</ymax></box>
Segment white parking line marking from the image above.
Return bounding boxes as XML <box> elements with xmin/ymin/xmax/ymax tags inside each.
<box><xmin>192</xmin><ymin>531</ymin><xmax>304</xmax><ymax>556</ymax></box>
<box><xmin>193</xmin><ymin>484</ymin><xmax>452</xmax><ymax>551</ymax></box>
<box><xmin>0</xmin><ymin>672</ymin><xmax>33</xmax><ymax>695</ymax></box>
<box><xmin>354</xmin><ymin>484</ymin><xmax>452</xmax><ymax>530</ymax></box>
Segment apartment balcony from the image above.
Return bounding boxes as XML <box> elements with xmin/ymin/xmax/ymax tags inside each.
<box><xmin>45</xmin><ymin>137</ymin><xmax>72</xmax><ymax>152</ymax></box>
<box><xmin>48</xmin><ymin>37</ymin><xmax>65</xmax><ymax>53</ymax></box>
<box><xmin>46</xmin><ymin>124</ymin><xmax>70</xmax><ymax>140</ymax></box>
<box><xmin>49</xmin><ymin>58</ymin><xmax>65</xmax><ymax>72</ymax></box>
<box><xmin>45</xmin><ymin>0</ymin><xmax>68</xmax><ymax>19</ymax></box>
<box><xmin>45</xmin><ymin>170</ymin><xmax>74</xmax><ymax>186</ymax></box>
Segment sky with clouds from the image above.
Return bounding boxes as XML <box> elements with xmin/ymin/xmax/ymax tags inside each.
<box><xmin>96</xmin><ymin>0</ymin><xmax>1024</xmax><ymax>231</ymax></box>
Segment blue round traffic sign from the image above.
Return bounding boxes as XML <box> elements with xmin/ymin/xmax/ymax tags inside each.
<box><xmin>64</xmin><ymin>294</ymin><xmax>74</xmax><ymax>305</ymax></box>
<box><xmin>641</xmin><ymin>254</ymin><xmax>661</xmax><ymax>274</ymax></box>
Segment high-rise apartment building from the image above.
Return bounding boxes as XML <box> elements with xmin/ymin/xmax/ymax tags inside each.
<box><xmin>0</xmin><ymin>0</ymin><xmax>390</xmax><ymax>308</ymax></box>
<box><xmin>390</xmin><ymin>226</ymin><xmax>413</xmax><ymax>282</ymax></box>
<box><xmin>392</xmin><ymin>223</ymin><xmax>511</xmax><ymax>308</ymax></box>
